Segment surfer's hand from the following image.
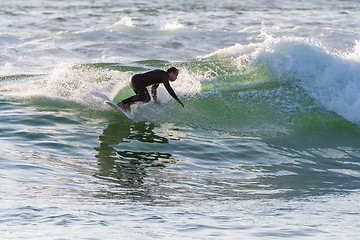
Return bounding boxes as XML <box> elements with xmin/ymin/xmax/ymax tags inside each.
<box><xmin>154</xmin><ymin>100</ymin><xmax>161</xmax><ymax>105</ymax></box>
<box><xmin>177</xmin><ymin>100</ymin><xmax>184</xmax><ymax>107</ymax></box>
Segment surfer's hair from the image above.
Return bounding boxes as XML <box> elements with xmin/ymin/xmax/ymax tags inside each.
<box><xmin>167</xmin><ymin>67</ymin><xmax>178</xmax><ymax>74</ymax></box>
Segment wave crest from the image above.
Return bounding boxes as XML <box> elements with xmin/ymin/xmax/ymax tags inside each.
<box><xmin>206</xmin><ymin>36</ymin><xmax>360</xmax><ymax>124</ymax></box>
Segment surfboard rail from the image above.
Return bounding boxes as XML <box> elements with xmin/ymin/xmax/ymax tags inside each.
<box><xmin>105</xmin><ymin>100</ymin><xmax>133</xmax><ymax>120</ymax></box>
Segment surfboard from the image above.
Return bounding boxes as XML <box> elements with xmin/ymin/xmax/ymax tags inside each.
<box><xmin>105</xmin><ymin>100</ymin><xmax>133</xmax><ymax>120</ymax></box>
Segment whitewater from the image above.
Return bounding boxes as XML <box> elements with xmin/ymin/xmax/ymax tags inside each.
<box><xmin>1</xmin><ymin>0</ymin><xmax>360</xmax><ymax>239</ymax></box>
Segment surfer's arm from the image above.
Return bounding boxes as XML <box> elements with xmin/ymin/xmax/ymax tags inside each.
<box><xmin>177</xmin><ymin>99</ymin><xmax>184</xmax><ymax>107</ymax></box>
<box><xmin>151</xmin><ymin>84</ymin><xmax>160</xmax><ymax>103</ymax></box>
<box><xmin>163</xmin><ymin>79</ymin><xmax>184</xmax><ymax>107</ymax></box>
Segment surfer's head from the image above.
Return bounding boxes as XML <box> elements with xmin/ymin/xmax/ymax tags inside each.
<box><xmin>167</xmin><ymin>67</ymin><xmax>179</xmax><ymax>81</ymax></box>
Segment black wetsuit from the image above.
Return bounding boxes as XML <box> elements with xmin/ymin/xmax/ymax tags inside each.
<box><xmin>122</xmin><ymin>69</ymin><xmax>180</xmax><ymax>105</ymax></box>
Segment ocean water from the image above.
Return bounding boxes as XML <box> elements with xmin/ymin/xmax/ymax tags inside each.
<box><xmin>1</xmin><ymin>0</ymin><xmax>360</xmax><ymax>239</ymax></box>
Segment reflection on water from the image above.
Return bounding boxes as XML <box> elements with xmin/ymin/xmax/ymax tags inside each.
<box><xmin>96</xmin><ymin>119</ymin><xmax>169</xmax><ymax>145</ymax></box>
<box><xmin>259</xmin><ymin>131</ymin><xmax>360</xmax><ymax>198</ymax></box>
<box><xmin>93</xmin><ymin>114</ymin><xmax>360</xmax><ymax>204</ymax></box>
<box><xmin>94</xmin><ymin>118</ymin><xmax>175</xmax><ymax>203</ymax></box>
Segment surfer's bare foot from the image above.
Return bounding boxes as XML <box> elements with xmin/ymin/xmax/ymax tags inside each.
<box><xmin>125</xmin><ymin>104</ymin><xmax>131</xmax><ymax>112</ymax></box>
<box><xmin>117</xmin><ymin>102</ymin><xmax>131</xmax><ymax>112</ymax></box>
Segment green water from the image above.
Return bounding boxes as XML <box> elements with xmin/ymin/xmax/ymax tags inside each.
<box><xmin>1</xmin><ymin>52</ymin><xmax>360</xmax><ymax>239</ymax></box>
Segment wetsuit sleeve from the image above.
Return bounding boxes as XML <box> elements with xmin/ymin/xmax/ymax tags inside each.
<box><xmin>163</xmin><ymin>79</ymin><xmax>180</xmax><ymax>101</ymax></box>
<box><xmin>151</xmin><ymin>84</ymin><xmax>159</xmax><ymax>101</ymax></box>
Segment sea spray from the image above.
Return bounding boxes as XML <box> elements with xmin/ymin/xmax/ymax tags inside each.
<box><xmin>109</xmin><ymin>16</ymin><xmax>135</xmax><ymax>29</ymax></box>
<box><xmin>160</xmin><ymin>18</ymin><xmax>185</xmax><ymax>31</ymax></box>
<box><xmin>0</xmin><ymin>63</ymin><xmax>132</xmax><ymax>107</ymax></box>
<box><xmin>205</xmin><ymin>36</ymin><xmax>360</xmax><ymax>125</ymax></box>
<box><xmin>253</xmin><ymin>38</ymin><xmax>360</xmax><ymax>124</ymax></box>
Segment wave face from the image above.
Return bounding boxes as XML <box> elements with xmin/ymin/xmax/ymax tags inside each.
<box><xmin>129</xmin><ymin>37</ymin><xmax>360</xmax><ymax>136</ymax></box>
<box><xmin>247</xmin><ymin>37</ymin><xmax>360</xmax><ymax>125</ymax></box>
<box><xmin>2</xmin><ymin>36</ymin><xmax>360</xmax><ymax>138</ymax></box>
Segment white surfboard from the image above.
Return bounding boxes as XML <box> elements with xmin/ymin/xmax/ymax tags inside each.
<box><xmin>90</xmin><ymin>91</ymin><xmax>134</xmax><ymax>120</ymax></box>
<box><xmin>105</xmin><ymin>100</ymin><xmax>134</xmax><ymax>120</ymax></box>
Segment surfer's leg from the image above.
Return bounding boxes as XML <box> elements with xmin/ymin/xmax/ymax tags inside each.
<box><xmin>121</xmin><ymin>87</ymin><xmax>149</xmax><ymax>104</ymax></box>
<box><xmin>118</xmin><ymin>80</ymin><xmax>150</xmax><ymax>111</ymax></box>
<box><xmin>117</xmin><ymin>101</ymin><xmax>131</xmax><ymax>111</ymax></box>
<box><xmin>117</xmin><ymin>76</ymin><xmax>141</xmax><ymax>111</ymax></box>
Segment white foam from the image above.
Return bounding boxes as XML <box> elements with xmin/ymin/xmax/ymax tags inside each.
<box><xmin>153</xmin><ymin>68</ymin><xmax>202</xmax><ymax>103</ymax></box>
<box><xmin>160</xmin><ymin>19</ymin><xmax>185</xmax><ymax>31</ymax></box>
<box><xmin>109</xmin><ymin>16</ymin><xmax>134</xmax><ymax>29</ymax></box>
<box><xmin>345</xmin><ymin>41</ymin><xmax>360</xmax><ymax>61</ymax></box>
<box><xmin>1</xmin><ymin>63</ymin><xmax>132</xmax><ymax>107</ymax></box>
<box><xmin>209</xmin><ymin>36</ymin><xmax>360</xmax><ymax>124</ymax></box>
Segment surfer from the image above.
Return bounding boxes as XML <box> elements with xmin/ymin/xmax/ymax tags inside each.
<box><xmin>117</xmin><ymin>67</ymin><xmax>184</xmax><ymax>112</ymax></box>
